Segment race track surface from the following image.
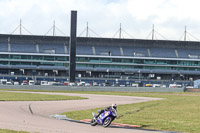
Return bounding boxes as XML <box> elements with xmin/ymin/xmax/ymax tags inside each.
<box><xmin>0</xmin><ymin>91</ymin><xmax>165</xmax><ymax>133</ymax></box>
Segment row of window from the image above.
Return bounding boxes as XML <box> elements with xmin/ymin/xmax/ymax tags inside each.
<box><xmin>1</xmin><ymin>54</ymin><xmax>200</xmax><ymax>68</ymax></box>
<box><xmin>76</xmin><ymin>64</ymin><xmax>200</xmax><ymax>71</ymax></box>
<box><xmin>0</xmin><ymin>61</ymin><xmax>67</xmax><ymax>66</ymax></box>
<box><xmin>0</xmin><ymin>60</ymin><xmax>200</xmax><ymax>71</ymax></box>
<box><xmin>0</xmin><ymin>54</ymin><xmax>68</xmax><ymax>61</ymax></box>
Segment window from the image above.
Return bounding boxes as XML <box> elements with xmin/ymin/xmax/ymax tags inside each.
<box><xmin>21</xmin><ymin>55</ymin><xmax>31</xmax><ymax>60</ymax></box>
<box><xmin>121</xmin><ymin>59</ymin><xmax>132</xmax><ymax>63</ymax></box>
<box><xmin>44</xmin><ymin>56</ymin><xmax>54</xmax><ymax>61</ymax></box>
<box><xmin>10</xmin><ymin>55</ymin><xmax>21</xmax><ymax>59</ymax></box>
<box><xmin>55</xmin><ymin>56</ymin><xmax>67</xmax><ymax>61</ymax></box>
<box><xmin>0</xmin><ymin>61</ymin><xmax>8</xmax><ymax>65</ymax></box>
<box><xmin>32</xmin><ymin>55</ymin><xmax>43</xmax><ymax>60</ymax></box>
<box><xmin>145</xmin><ymin>60</ymin><xmax>155</xmax><ymax>64</ymax></box>
<box><xmin>112</xmin><ymin>58</ymin><xmax>121</xmax><ymax>63</ymax></box>
<box><xmin>134</xmin><ymin>59</ymin><xmax>144</xmax><ymax>64</ymax></box>
<box><xmin>100</xmin><ymin>58</ymin><xmax>111</xmax><ymax>63</ymax></box>
<box><xmin>10</xmin><ymin>61</ymin><xmax>20</xmax><ymax>65</ymax></box>
<box><xmin>0</xmin><ymin>54</ymin><xmax>8</xmax><ymax>59</ymax></box>
<box><xmin>21</xmin><ymin>62</ymin><xmax>31</xmax><ymax>65</ymax></box>
<box><xmin>77</xmin><ymin>57</ymin><xmax>88</xmax><ymax>62</ymax></box>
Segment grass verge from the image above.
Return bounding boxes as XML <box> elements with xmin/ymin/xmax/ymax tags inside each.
<box><xmin>60</xmin><ymin>92</ymin><xmax>200</xmax><ymax>133</ymax></box>
<box><xmin>0</xmin><ymin>91</ymin><xmax>86</xmax><ymax>101</ymax></box>
<box><xmin>2</xmin><ymin>89</ymin><xmax>200</xmax><ymax>132</ymax></box>
<box><xmin>0</xmin><ymin>129</ymin><xmax>28</xmax><ymax>133</ymax></box>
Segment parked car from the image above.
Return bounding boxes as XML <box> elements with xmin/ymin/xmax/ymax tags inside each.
<box><xmin>92</xmin><ymin>82</ymin><xmax>99</xmax><ymax>86</ymax></box>
<box><xmin>161</xmin><ymin>84</ymin><xmax>167</xmax><ymax>88</ymax></box>
<box><xmin>29</xmin><ymin>80</ymin><xmax>35</xmax><ymax>85</ymax></box>
<box><xmin>6</xmin><ymin>82</ymin><xmax>13</xmax><ymax>85</ymax></box>
<box><xmin>185</xmin><ymin>85</ymin><xmax>194</xmax><ymax>88</ymax></box>
<box><xmin>13</xmin><ymin>81</ymin><xmax>19</xmax><ymax>85</ymax></box>
<box><xmin>77</xmin><ymin>81</ymin><xmax>86</xmax><ymax>86</ymax></box>
<box><xmin>153</xmin><ymin>84</ymin><xmax>161</xmax><ymax>87</ymax></box>
<box><xmin>21</xmin><ymin>80</ymin><xmax>28</xmax><ymax>85</ymax></box>
<box><xmin>0</xmin><ymin>79</ymin><xmax>7</xmax><ymax>85</ymax></box>
<box><xmin>85</xmin><ymin>83</ymin><xmax>92</xmax><ymax>86</ymax></box>
<box><xmin>145</xmin><ymin>84</ymin><xmax>153</xmax><ymax>87</ymax></box>
<box><xmin>41</xmin><ymin>81</ymin><xmax>49</xmax><ymax>85</ymax></box>
<box><xmin>132</xmin><ymin>83</ymin><xmax>139</xmax><ymax>87</ymax></box>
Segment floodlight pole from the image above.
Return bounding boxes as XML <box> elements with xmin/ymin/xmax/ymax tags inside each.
<box><xmin>20</xmin><ymin>19</ymin><xmax>22</xmax><ymax>35</ymax></box>
<box><xmin>184</xmin><ymin>26</ymin><xmax>187</xmax><ymax>41</ymax></box>
<box><xmin>152</xmin><ymin>24</ymin><xmax>154</xmax><ymax>40</ymax></box>
<box><xmin>53</xmin><ymin>20</ymin><xmax>56</xmax><ymax>36</ymax></box>
<box><xmin>86</xmin><ymin>22</ymin><xmax>89</xmax><ymax>37</ymax></box>
<box><xmin>119</xmin><ymin>23</ymin><xmax>122</xmax><ymax>39</ymax></box>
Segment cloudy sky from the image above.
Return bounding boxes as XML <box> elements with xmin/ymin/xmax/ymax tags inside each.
<box><xmin>0</xmin><ymin>0</ymin><xmax>200</xmax><ymax>41</ymax></box>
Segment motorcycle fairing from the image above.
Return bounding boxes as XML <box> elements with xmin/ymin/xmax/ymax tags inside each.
<box><xmin>97</xmin><ymin>111</ymin><xmax>111</xmax><ymax>124</ymax></box>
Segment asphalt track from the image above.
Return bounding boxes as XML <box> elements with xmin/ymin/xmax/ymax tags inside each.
<box><xmin>0</xmin><ymin>91</ymin><xmax>171</xmax><ymax>133</ymax></box>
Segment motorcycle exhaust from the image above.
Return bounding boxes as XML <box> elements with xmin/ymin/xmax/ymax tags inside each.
<box><xmin>92</xmin><ymin>112</ymin><xmax>96</xmax><ymax>117</ymax></box>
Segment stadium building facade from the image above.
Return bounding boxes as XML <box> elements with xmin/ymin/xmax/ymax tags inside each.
<box><xmin>0</xmin><ymin>34</ymin><xmax>200</xmax><ymax>82</ymax></box>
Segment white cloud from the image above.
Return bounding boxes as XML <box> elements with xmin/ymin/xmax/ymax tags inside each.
<box><xmin>0</xmin><ymin>0</ymin><xmax>200</xmax><ymax>41</ymax></box>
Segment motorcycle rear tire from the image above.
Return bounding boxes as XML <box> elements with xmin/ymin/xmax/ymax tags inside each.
<box><xmin>90</xmin><ymin>118</ymin><xmax>98</xmax><ymax>126</ymax></box>
<box><xmin>103</xmin><ymin>117</ymin><xmax>112</xmax><ymax>127</ymax></box>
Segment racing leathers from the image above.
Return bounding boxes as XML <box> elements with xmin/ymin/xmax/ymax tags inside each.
<box><xmin>95</xmin><ymin>106</ymin><xmax>117</xmax><ymax>119</ymax></box>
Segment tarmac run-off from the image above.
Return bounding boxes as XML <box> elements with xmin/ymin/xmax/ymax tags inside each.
<box><xmin>0</xmin><ymin>91</ymin><xmax>165</xmax><ymax>133</ymax></box>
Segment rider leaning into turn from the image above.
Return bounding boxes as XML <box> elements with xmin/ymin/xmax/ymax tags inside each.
<box><xmin>95</xmin><ymin>104</ymin><xmax>117</xmax><ymax>119</ymax></box>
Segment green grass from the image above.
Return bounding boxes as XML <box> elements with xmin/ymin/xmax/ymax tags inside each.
<box><xmin>60</xmin><ymin>92</ymin><xmax>200</xmax><ymax>133</ymax></box>
<box><xmin>0</xmin><ymin>129</ymin><xmax>28</xmax><ymax>133</ymax></box>
<box><xmin>0</xmin><ymin>91</ymin><xmax>87</xmax><ymax>101</ymax></box>
<box><xmin>2</xmin><ymin>89</ymin><xmax>200</xmax><ymax>132</ymax></box>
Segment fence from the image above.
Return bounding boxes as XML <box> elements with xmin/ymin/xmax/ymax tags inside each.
<box><xmin>0</xmin><ymin>85</ymin><xmax>185</xmax><ymax>92</ymax></box>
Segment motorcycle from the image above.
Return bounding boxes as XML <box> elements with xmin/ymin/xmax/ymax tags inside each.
<box><xmin>90</xmin><ymin>107</ymin><xmax>117</xmax><ymax>127</ymax></box>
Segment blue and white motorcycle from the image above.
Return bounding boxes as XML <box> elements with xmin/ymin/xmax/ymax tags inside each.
<box><xmin>90</xmin><ymin>107</ymin><xmax>117</xmax><ymax>127</ymax></box>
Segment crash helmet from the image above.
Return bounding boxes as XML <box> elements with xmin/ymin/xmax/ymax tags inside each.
<box><xmin>112</xmin><ymin>104</ymin><xmax>117</xmax><ymax>109</ymax></box>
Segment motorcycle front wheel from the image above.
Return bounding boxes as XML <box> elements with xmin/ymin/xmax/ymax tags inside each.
<box><xmin>90</xmin><ymin>118</ymin><xmax>98</xmax><ymax>126</ymax></box>
<box><xmin>103</xmin><ymin>117</ymin><xmax>112</xmax><ymax>127</ymax></box>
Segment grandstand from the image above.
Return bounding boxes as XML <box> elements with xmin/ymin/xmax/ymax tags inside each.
<box><xmin>0</xmin><ymin>33</ymin><xmax>200</xmax><ymax>84</ymax></box>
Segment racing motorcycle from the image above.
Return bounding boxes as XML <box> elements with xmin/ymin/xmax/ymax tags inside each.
<box><xmin>90</xmin><ymin>107</ymin><xmax>117</xmax><ymax>127</ymax></box>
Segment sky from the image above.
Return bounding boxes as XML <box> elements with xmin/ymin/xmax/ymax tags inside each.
<box><xmin>0</xmin><ymin>0</ymin><xmax>200</xmax><ymax>41</ymax></box>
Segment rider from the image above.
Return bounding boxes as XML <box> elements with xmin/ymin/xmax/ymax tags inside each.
<box><xmin>95</xmin><ymin>104</ymin><xmax>117</xmax><ymax>119</ymax></box>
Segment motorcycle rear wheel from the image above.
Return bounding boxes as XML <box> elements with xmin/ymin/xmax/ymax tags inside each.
<box><xmin>90</xmin><ymin>118</ymin><xmax>98</xmax><ymax>126</ymax></box>
<box><xmin>103</xmin><ymin>117</ymin><xmax>112</xmax><ymax>127</ymax></box>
